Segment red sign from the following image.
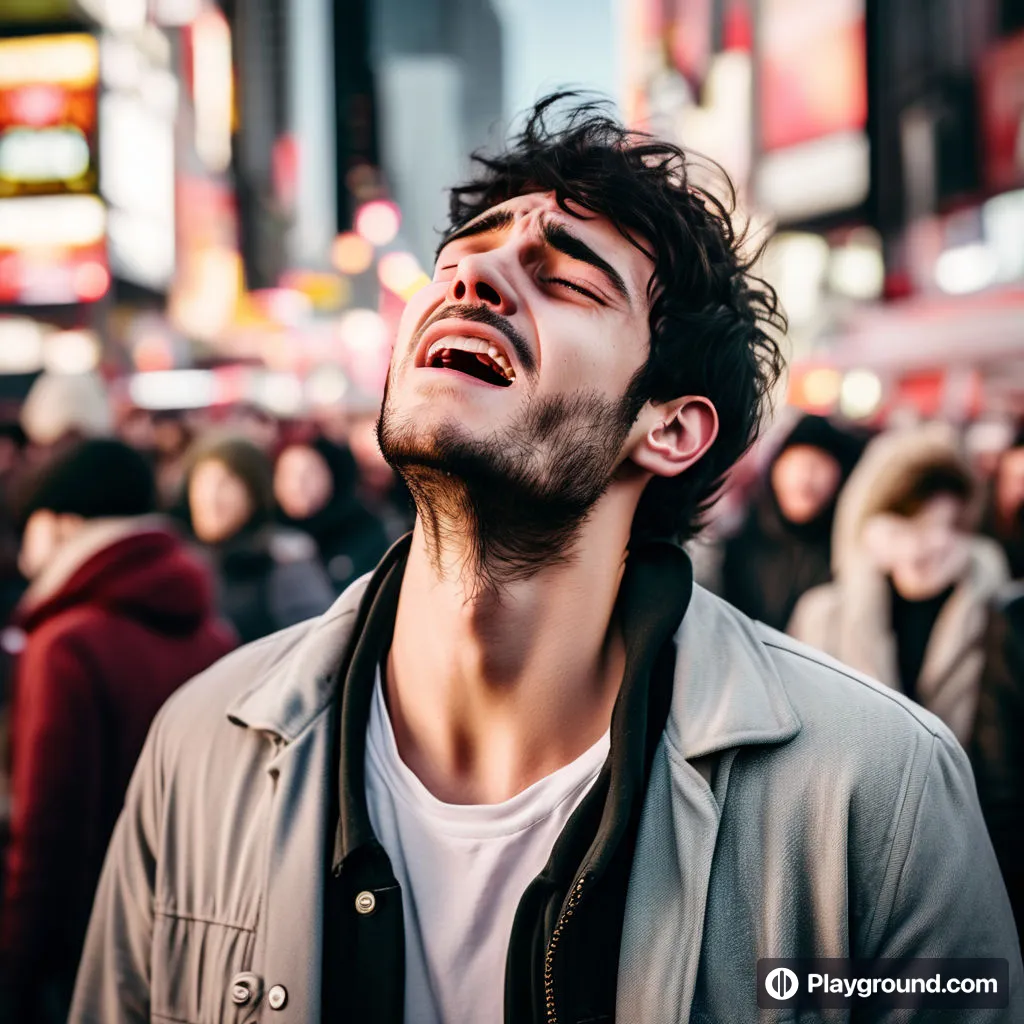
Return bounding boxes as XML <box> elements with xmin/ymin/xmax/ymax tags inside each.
<box><xmin>979</xmin><ymin>31</ymin><xmax>1024</xmax><ymax>193</ymax></box>
<box><xmin>759</xmin><ymin>0</ymin><xmax>867</xmax><ymax>152</ymax></box>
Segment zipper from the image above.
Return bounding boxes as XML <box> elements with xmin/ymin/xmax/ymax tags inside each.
<box><xmin>542</xmin><ymin>874</ymin><xmax>588</xmax><ymax>1023</ymax></box>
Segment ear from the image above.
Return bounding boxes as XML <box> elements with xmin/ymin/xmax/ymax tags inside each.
<box><xmin>629</xmin><ymin>397</ymin><xmax>719</xmax><ymax>479</ymax></box>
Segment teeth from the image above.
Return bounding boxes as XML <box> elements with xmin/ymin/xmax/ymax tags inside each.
<box><xmin>426</xmin><ymin>335</ymin><xmax>516</xmax><ymax>382</ymax></box>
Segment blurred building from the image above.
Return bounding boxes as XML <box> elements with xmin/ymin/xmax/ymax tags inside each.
<box><xmin>1</xmin><ymin>0</ymin><xmax>1020</xmax><ymax>434</ymax></box>
<box><xmin>623</xmin><ymin>0</ymin><xmax>1024</xmax><ymax>429</ymax></box>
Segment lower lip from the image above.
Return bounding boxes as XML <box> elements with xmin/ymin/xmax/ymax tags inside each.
<box><xmin>417</xmin><ymin>364</ymin><xmax>512</xmax><ymax>390</ymax></box>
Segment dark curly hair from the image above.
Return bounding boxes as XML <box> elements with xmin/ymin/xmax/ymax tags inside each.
<box><xmin>439</xmin><ymin>93</ymin><xmax>786</xmax><ymax>543</ymax></box>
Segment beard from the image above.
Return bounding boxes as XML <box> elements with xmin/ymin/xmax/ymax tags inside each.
<box><xmin>377</xmin><ymin>374</ymin><xmax>646</xmax><ymax>591</ymax></box>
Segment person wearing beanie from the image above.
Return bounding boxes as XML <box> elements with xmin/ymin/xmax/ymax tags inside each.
<box><xmin>789</xmin><ymin>423</ymin><xmax>1009</xmax><ymax>747</ymax></box>
<box><xmin>274</xmin><ymin>437</ymin><xmax>390</xmax><ymax>595</ymax></box>
<box><xmin>720</xmin><ymin>414</ymin><xmax>866</xmax><ymax>630</ymax></box>
<box><xmin>0</xmin><ymin>439</ymin><xmax>236</xmax><ymax>1023</ymax></box>
<box><xmin>183</xmin><ymin>435</ymin><xmax>335</xmax><ymax>644</ymax></box>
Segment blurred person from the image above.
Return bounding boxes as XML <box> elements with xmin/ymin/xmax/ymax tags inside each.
<box><xmin>0</xmin><ymin>439</ymin><xmax>235</xmax><ymax>1024</ymax></box>
<box><xmin>983</xmin><ymin>424</ymin><xmax>1024</xmax><ymax>578</ymax></box>
<box><xmin>720</xmin><ymin>414</ymin><xmax>864</xmax><ymax>629</ymax></box>
<box><xmin>72</xmin><ymin>96</ymin><xmax>1021</xmax><ymax>1024</ymax></box>
<box><xmin>225</xmin><ymin>401</ymin><xmax>281</xmax><ymax>452</ymax></box>
<box><xmin>0</xmin><ymin>425</ymin><xmax>28</xmax><ymax>858</ymax></box>
<box><xmin>971</xmin><ymin>581</ymin><xmax>1024</xmax><ymax>949</ymax></box>
<box><xmin>274</xmin><ymin>437</ymin><xmax>389</xmax><ymax>593</ymax></box>
<box><xmin>790</xmin><ymin>424</ymin><xmax>1009</xmax><ymax>747</ymax></box>
<box><xmin>183</xmin><ymin>435</ymin><xmax>335</xmax><ymax>643</ymax></box>
<box><xmin>150</xmin><ymin>412</ymin><xmax>195</xmax><ymax>510</ymax></box>
<box><xmin>18</xmin><ymin>372</ymin><xmax>113</xmax><ymax>455</ymax></box>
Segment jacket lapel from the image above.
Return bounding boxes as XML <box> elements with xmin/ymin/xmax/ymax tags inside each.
<box><xmin>618</xmin><ymin>586</ymin><xmax>801</xmax><ymax>1024</ymax></box>
<box><xmin>227</xmin><ymin>580</ymin><xmax>370</xmax><ymax>1022</ymax></box>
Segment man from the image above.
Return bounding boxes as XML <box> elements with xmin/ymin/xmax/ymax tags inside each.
<box><xmin>0</xmin><ymin>440</ymin><xmax>235</xmax><ymax>1022</ymax></box>
<box><xmin>721</xmin><ymin>413</ymin><xmax>864</xmax><ymax>630</ymax></box>
<box><xmin>71</xmin><ymin>96</ymin><xmax>1022</xmax><ymax>1023</ymax></box>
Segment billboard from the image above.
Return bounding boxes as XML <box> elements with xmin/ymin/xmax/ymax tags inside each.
<box><xmin>979</xmin><ymin>31</ymin><xmax>1024</xmax><ymax>193</ymax></box>
<box><xmin>0</xmin><ymin>34</ymin><xmax>100</xmax><ymax>200</ymax></box>
<box><xmin>755</xmin><ymin>0</ymin><xmax>870</xmax><ymax>222</ymax></box>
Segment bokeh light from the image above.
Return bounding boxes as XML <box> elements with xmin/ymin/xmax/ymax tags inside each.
<box><xmin>73</xmin><ymin>261</ymin><xmax>111</xmax><ymax>301</ymax></box>
<box><xmin>44</xmin><ymin>329</ymin><xmax>102</xmax><ymax>374</ymax></box>
<box><xmin>840</xmin><ymin>369</ymin><xmax>884</xmax><ymax>419</ymax></box>
<box><xmin>378</xmin><ymin>250</ymin><xmax>428</xmax><ymax>299</ymax></box>
<box><xmin>331</xmin><ymin>232</ymin><xmax>375</xmax><ymax>275</ymax></box>
<box><xmin>354</xmin><ymin>200</ymin><xmax>400</xmax><ymax>246</ymax></box>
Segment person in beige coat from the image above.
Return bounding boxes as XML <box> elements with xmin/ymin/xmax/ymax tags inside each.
<box><xmin>790</xmin><ymin>423</ymin><xmax>1009</xmax><ymax>748</ymax></box>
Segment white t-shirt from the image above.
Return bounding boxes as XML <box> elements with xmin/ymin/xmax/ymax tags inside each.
<box><xmin>365</xmin><ymin>668</ymin><xmax>610</xmax><ymax>1024</ymax></box>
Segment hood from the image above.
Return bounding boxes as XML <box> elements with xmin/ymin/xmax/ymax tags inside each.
<box><xmin>829</xmin><ymin>423</ymin><xmax>983</xmax><ymax>579</ymax></box>
<box><xmin>17</xmin><ymin>516</ymin><xmax>215</xmax><ymax>636</ymax></box>
<box><xmin>749</xmin><ymin>416</ymin><xmax>866</xmax><ymax>544</ymax></box>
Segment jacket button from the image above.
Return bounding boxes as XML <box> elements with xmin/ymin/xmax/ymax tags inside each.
<box><xmin>268</xmin><ymin>984</ymin><xmax>288</xmax><ymax>1010</ymax></box>
<box><xmin>355</xmin><ymin>890</ymin><xmax>376</xmax><ymax>915</ymax></box>
<box><xmin>229</xmin><ymin>972</ymin><xmax>262</xmax><ymax>1006</ymax></box>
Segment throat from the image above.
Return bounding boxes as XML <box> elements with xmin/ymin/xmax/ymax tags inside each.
<box><xmin>384</xmin><ymin>540</ymin><xmax>628</xmax><ymax>804</ymax></box>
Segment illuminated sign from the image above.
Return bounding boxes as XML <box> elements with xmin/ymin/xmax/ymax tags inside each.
<box><xmin>755</xmin><ymin>0</ymin><xmax>869</xmax><ymax>222</ymax></box>
<box><xmin>99</xmin><ymin>29</ymin><xmax>177</xmax><ymax>291</ymax></box>
<box><xmin>0</xmin><ymin>194</ymin><xmax>109</xmax><ymax>305</ymax></box>
<box><xmin>0</xmin><ymin>35</ymin><xmax>100</xmax><ymax>199</ymax></box>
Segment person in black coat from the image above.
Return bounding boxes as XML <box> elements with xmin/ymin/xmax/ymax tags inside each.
<box><xmin>182</xmin><ymin>435</ymin><xmax>335</xmax><ymax>644</ymax></box>
<box><xmin>720</xmin><ymin>415</ymin><xmax>865</xmax><ymax>631</ymax></box>
<box><xmin>274</xmin><ymin>438</ymin><xmax>390</xmax><ymax>595</ymax></box>
<box><xmin>972</xmin><ymin>583</ymin><xmax>1024</xmax><ymax>949</ymax></box>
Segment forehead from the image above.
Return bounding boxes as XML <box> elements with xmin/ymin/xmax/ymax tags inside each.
<box><xmin>449</xmin><ymin>191</ymin><xmax>653</xmax><ymax>299</ymax></box>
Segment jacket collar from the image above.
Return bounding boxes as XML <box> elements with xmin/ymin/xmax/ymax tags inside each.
<box><xmin>665</xmin><ymin>583</ymin><xmax>801</xmax><ymax>760</ymax></box>
<box><xmin>225</xmin><ymin>536</ymin><xmax>407</xmax><ymax>739</ymax></box>
<box><xmin>226</xmin><ymin>540</ymin><xmax>802</xmax><ymax>758</ymax></box>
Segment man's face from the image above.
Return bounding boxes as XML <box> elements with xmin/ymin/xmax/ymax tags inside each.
<box><xmin>863</xmin><ymin>494</ymin><xmax>971</xmax><ymax>601</ymax></box>
<box><xmin>770</xmin><ymin>445</ymin><xmax>842</xmax><ymax>525</ymax></box>
<box><xmin>377</xmin><ymin>192</ymin><xmax>656</xmax><ymax>574</ymax></box>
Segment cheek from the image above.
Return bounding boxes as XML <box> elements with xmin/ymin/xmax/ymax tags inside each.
<box><xmin>549</xmin><ymin>314</ymin><xmax>646</xmax><ymax>393</ymax></box>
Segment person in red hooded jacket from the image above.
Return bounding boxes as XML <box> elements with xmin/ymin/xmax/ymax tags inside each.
<box><xmin>0</xmin><ymin>439</ymin><xmax>236</xmax><ymax>1023</ymax></box>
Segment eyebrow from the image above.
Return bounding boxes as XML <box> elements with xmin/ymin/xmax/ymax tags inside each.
<box><xmin>540</xmin><ymin>219</ymin><xmax>631</xmax><ymax>304</ymax></box>
<box><xmin>439</xmin><ymin>208</ymin><xmax>516</xmax><ymax>249</ymax></box>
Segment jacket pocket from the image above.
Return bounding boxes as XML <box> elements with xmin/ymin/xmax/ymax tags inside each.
<box><xmin>151</xmin><ymin>911</ymin><xmax>257</xmax><ymax>1024</ymax></box>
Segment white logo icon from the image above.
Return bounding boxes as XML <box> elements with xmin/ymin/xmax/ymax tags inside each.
<box><xmin>765</xmin><ymin>967</ymin><xmax>800</xmax><ymax>1000</ymax></box>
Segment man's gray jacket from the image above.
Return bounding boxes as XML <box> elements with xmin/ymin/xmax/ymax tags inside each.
<box><xmin>69</xmin><ymin>577</ymin><xmax>1024</xmax><ymax>1022</ymax></box>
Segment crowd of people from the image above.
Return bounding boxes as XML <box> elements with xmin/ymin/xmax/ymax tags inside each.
<box><xmin>698</xmin><ymin>411</ymin><xmax>1024</xmax><ymax>954</ymax></box>
<box><xmin>0</xmin><ymin>373</ymin><xmax>414</xmax><ymax>1020</ymax></box>
<box><xmin>1</xmin><ymin>366</ymin><xmax>1022</xmax><ymax>1019</ymax></box>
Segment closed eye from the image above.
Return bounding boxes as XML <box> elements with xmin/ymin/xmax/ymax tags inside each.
<box><xmin>541</xmin><ymin>277</ymin><xmax>605</xmax><ymax>305</ymax></box>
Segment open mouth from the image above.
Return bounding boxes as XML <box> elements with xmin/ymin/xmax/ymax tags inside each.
<box><xmin>424</xmin><ymin>336</ymin><xmax>516</xmax><ymax>387</ymax></box>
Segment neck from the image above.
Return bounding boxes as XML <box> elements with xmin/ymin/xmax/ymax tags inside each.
<box><xmin>385</xmin><ymin>487</ymin><xmax>640</xmax><ymax>804</ymax></box>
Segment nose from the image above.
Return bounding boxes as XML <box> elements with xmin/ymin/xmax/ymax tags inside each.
<box><xmin>446</xmin><ymin>253</ymin><xmax>517</xmax><ymax>316</ymax></box>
